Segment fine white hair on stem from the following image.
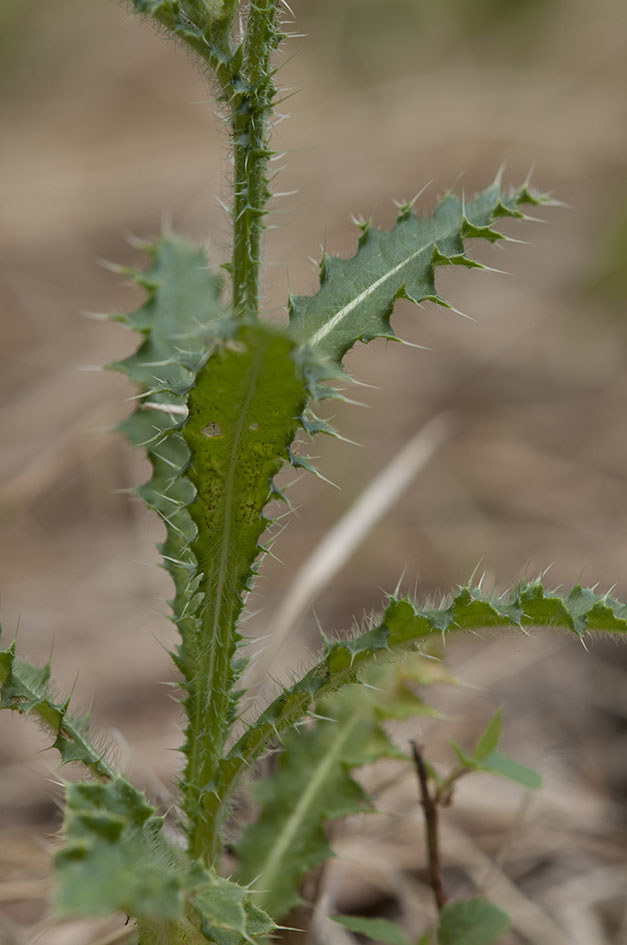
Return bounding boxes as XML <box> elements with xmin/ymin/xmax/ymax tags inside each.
<box><xmin>244</xmin><ymin>412</ymin><xmax>455</xmax><ymax>691</ymax></box>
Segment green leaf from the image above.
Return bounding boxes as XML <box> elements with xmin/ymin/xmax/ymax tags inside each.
<box><xmin>436</xmin><ymin>899</ymin><xmax>510</xmax><ymax>945</ymax></box>
<box><xmin>129</xmin><ymin>0</ymin><xmax>245</xmax><ymax>102</ymax></box>
<box><xmin>181</xmin><ymin>320</ymin><xmax>309</xmax><ymax>860</ymax></box>
<box><xmin>107</xmin><ymin>234</ymin><xmax>234</xmax><ymax>849</ymax></box>
<box><xmin>449</xmin><ymin>740</ymin><xmax>477</xmax><ymax>771</ymax></box>
<box><xmin>0</xmin><ymin>632</ymin><xmax>115</xmax><ymax>780</ymax></box>
<box><xmin>186</xmin><ymin>863</ymin><xmax>275</xmax><ymax>945</ymax></box>
<box><xmin>216</xmin><ymin>581</ymin><xmax>627</xmax><ymax>815</ymax></box>
<box><xmin>109</xmin><ymin>232</ymin><xmax>232</xmax><ymax>672</ymax></box>
<box><xmin>235</xmin><ymin>661</ymin><xmax>440</xmax><ymax>920</ymax></box>
<box><xmin>477</xmin><ymin>750</ymin><xmax>542</xmax><ymax>790</ymax></box>
<box><xmin>55</xmin><ymin>777</ymin><xmax>183</xmax><ymax>919</ymax></box>
<box><xmin>236</xmin><ymin>690</ymin><xmax>396</xmax><ymax>919</ymax></box>
<box><xmin>450</xmin><ymin>740</ymin><xmax>541</xmax><ymax>790</ymax></box>
<box><xmin>472</xmin><ymin>709</ymin><xmax>503</xmax><ymax>763</ymax></box>
<box><xmin>56</xmin><ymin>777</ymin><xmax>275</xmax><ymax>943</ymax></box>
<box><xmin>107</xmin><ymin>236</ymin><xmax>312</xmax><ymax>861</ymax></box>
<box><xmin>289</xmin><ymin>181</ymin><xmax>548</xmax><ymax>368</ymax></box>
<box><xmin>331</xmin><ymin>915</ymin><xmax>411</xmax><ymax>945</ymax></box>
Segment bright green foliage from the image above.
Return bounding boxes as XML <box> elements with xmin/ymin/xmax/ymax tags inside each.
<box><xmin>236</xmin><ymin>661</ymin><xmax>435</xmax><ymax>917</ymax></box>
<box><xmin>331</xmin><ymin>914</ymin><xmax>412</xmax><ymax>945</ymax></box>
<box><xmin>0</xmin><ymin>632</ymin><xmax>115</xmax><ymax>779</ymax></box>
<box><xmin>289</xmin><ymin>182</ymin><xmax>544</xmax><ymax>367</ymax></box>
<box><xmin>436</xmin><ymin>900</ymin><xmax>510</xmax><ymax>945</ymax></box>
<box><xmin>472</xmin><ymin>708</ymin><xmax>504</xmax><ymax>762</ymax></box>
<box><xmin>451</xmin><ymin>741</ymin><xmax>542</xmax><ymax>790</ymax></box>
<box><xmin>450</xmin><ymin>709</ymin><xmax>542</xmax><ymax>790</ymax></box>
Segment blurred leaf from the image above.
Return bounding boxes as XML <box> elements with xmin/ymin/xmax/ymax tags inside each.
<box><xmin>472</xmin><ymin>709</ymin><xmax>503</xmax><ymax>762</ymax></box>
<box><xmin>55</xmin><ymin>778</ymin><xmax>182</xmax><ymax>919</ymax></box>
<box><xmin>450</xmin><ymin>737</ymin><xmax>541</xmax><ymax>789</ymax></box>
<box><xmin>450</xmin><ymin>740</ymin><xmax>476</xmax><ymax>771</ymax></box>
<box><xmin>236</xmin><ymin>694</ymin><xmax>397</xmax><ymax>919</ymax></box>
<box><xmin>478</xmin><ymin>750</ymin><xmax>542</xmax><ymax>789</ymax></box>
<box><xmin>331</xmin><ymin>915</ymin><xmax>411</xmax><ymax>945</ymax></box>
<box><xmin>437</xmin><ymin>900</ymin><xmax>510</xmax><ymax>945</ymax></box>
<box><xmin>56</xmin><ymin>777</ymin><xmax>275</xmax><ymax>941</ymax></box>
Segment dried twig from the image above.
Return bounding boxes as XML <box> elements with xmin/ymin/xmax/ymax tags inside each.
<box><xmin>410</xmin><ymin>741</ymin><xmax>448</xmax><ymax>913</ymax></box>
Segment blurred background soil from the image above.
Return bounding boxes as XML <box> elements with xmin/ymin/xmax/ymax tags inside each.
<box><xmin>1</xmin><ymin>1</ymin><xmax>626</xmax><ymax>943</ymax></box>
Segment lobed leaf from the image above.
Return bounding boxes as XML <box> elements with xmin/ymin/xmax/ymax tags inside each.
<box><xmin>56</xmin><ymin>776</ymin><xmax>275</xmax><ymax>945</ymax></box>
<box><xmin>0</xmin><ymin>632</ymin><xmax>115</xmax><ymax>780</ymax></box>
<box><xmin>289</xmin><ymin>180</ymin><xmax>547</xmax><ymax>369</ymax></box>
<box><xmin>108</xmin><ymin>233</ymin><xmax>313</xmax><ymax>861</ymax></box>
<box><xmin>108</xmin><ymin>231</ymin><xmax>233</xmax><ymax>663</ymax></box>
<box><xmin>131</xmin><ymin>0</ymin><xmax>241</xmax><ymax>82</ymax></box>
<box><xmin>55</xmin><ymin>777</ymin><xmax>182</xmax><ymax>920</ymax></box>
<box><xmin>236</xmin><ymin>660</ymin><xmax>443</xmax><ymax>919</ymax></box>
<box><xmin>217</xmin><ymin>581</ymin><xmax>627</xmax><ymax>817</ymax></box>
<box><xmin>108</xmin><ymin>178</ymin><xmax>552</xmax><ymax>863</ymax></box>
<box><xmin>185</xmin><ymin>862</ymin><xmax>275</xmax><ymax>945</ymax></box>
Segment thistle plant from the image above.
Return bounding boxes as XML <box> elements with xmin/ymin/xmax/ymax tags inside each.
<box><xmin>1</xmin><ymin>4</ymin><xmax>626</xmax><ymax>945</ymax></box>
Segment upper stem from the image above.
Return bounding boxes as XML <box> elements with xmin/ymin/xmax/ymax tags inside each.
<box><xmin>230</xmin><ymin>0</ymin><xmax>281</xmax><ymax>317</ymax></box>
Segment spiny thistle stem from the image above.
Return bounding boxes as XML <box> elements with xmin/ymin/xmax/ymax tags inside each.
<box><xmin>230</xmin><ymin>0</ymin><xmax>281</xmax><ymax>317</ymax></box>
<box><xmin>132</xmin><ymin>1</ymin><xmax>281</xmax><ymax>317</ymax></box>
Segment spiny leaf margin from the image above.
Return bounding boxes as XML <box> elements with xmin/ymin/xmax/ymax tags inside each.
<box><xmin>180</xmin><ymin>320</ymin><xmax>310</xmax><ymax>861</ymax></box>
<box><xmin>55</xmin><ymin>775</ymin><xmax>275</xmax><ymax>945</ymax></box>
<box><xmin>235</xmin><ymin>661</ymin><xmax>434</xmax><ymax>918</ymax></box>
<box><xmin>289</xmin><ymin>179</ymin><xmax>547</xmax><ymax>371</ymax></box>
<box><xmin>215</xmin><ymin>581</ymin><xmax>627</xmax><ymax>815</ymax></box>
<box><xmin>108</xmin><ymin>230</ymin><xmax>233</xmax><ymax>658</ymax></box>
<box><xmin>0</xmin><ymin>633</ymin><xmax>116</xmax><ymax>779</ymax></box>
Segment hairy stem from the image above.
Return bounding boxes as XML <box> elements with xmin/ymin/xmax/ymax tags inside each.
<box><xmin>231</xmin><ymin>0</ymin><xmax>280</xmax><ymax>316</ymax></box>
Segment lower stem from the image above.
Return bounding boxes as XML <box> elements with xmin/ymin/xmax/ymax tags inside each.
<box><xmin>411</xmin><ymin>741</ymin><xmax>448</xmax><ymax>913</ymax></box>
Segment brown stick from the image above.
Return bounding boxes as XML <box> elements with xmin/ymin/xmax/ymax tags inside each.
<box><xmin>410</xmin><ymin>740</ymin><xmax>448</xmax><ymax>913</ymax></box>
